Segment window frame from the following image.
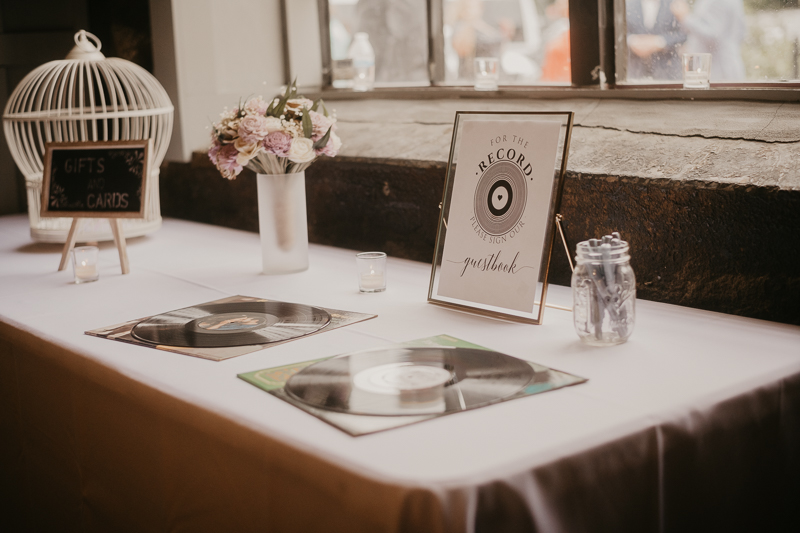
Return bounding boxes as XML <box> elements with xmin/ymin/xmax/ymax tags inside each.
<box><xmin>309</xmin><ymin>0</ymin><xmax>800</xmax><ymax>99</ymax></box>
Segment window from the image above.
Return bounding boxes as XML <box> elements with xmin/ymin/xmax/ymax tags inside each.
<box><xmin>318</xmin><ymin>0</ymin><xmax>800</xmax><ymax>89</ymax></box>
<box><xmin>618</xmin><ymin>0</ymin><xmax>800</xmax><ymax>84</ymax></box>
<box><xmin>329</xmin><ymin>0</ymin><xmax>430</xmax><ymax>86</ymax></box>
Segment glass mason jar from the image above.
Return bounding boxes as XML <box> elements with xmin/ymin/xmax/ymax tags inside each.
<box><xmin>572</xmin><ymin>237</ymin><xmax>636</xmax><ymax>346</ymax></box>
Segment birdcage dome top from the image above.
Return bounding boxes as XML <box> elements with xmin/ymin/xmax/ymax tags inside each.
<box><xmin>3</xmin><ymin>30</ymin><xmax>172</xmax><ymax>124</ymax></box>
<box><xmin>3</xmin><ymin>30</ymin><xmax>173</xmax><ymax>133</ymax></box>
<box><xmin>2</xmin><ymin>30</ymin><xmax>174</xmax><ymax>244</ymax></box>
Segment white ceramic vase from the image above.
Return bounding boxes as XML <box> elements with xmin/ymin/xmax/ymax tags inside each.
<box><xmin>256</xmin><ymin>172</ymin><xmax>309</xmax><ymax>274</ymax></box>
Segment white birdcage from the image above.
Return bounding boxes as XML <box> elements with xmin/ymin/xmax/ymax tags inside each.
<box><xmin>2</xmin><ymin>30</ymin><xmax>173</xmax><ymax>243</ymax></box>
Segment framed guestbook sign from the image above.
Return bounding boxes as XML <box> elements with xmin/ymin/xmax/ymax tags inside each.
<box><xmin>428</xmin><ymin>112</ymin><xmax>574</xmax><ymax>324</ymax></box>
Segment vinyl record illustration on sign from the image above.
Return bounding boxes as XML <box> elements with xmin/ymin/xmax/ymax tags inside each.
<box><xmin>473</xmin><ymin>160</ymin><xmax>528</xmax><ymax>236</ymax></box>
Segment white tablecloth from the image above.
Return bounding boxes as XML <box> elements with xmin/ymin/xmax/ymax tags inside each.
<box><xmin>1</xmin><ymin>214</ymin><xmax>798</xmax><ymax>532</ymax></box>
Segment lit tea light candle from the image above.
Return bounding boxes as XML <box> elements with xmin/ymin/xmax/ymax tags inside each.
<box><xmin>356</xmin><ymin>252</ymin><xmax>387</xmax><ymax>293</ymax></box>
<box><xmin>72</xmin><ymin>246</ymin><xmax>100</xmax><ymax>284</ymax></box>
<box><xmin>360</xmin><ymin>270</ymin><xmax>385</xmax><ymax>290</ymax></box>
<box><xmin>75</xmin><ymin>260</ymin><xmax>97</xmax><ymax>279</ymax></box>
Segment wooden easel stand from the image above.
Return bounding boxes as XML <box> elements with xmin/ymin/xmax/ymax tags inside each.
<box><xmin>58</xmin><ymin>218</ymin><xmax>130</xmax><ymax>275</ymax></box>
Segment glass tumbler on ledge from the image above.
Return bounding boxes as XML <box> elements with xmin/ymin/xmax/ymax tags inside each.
<box><xmin>683</xmin><ymin>53</ymin><xmax>711</xmax><ymax>89</ymax></box>
<box><xmin>571</xmin><ymin>234</ymin><xmax>635</xmax><ymax>346</ymax></box>
<box><xmin>473</xmin><ymin>57</ymin><xmax>499</xmax><ymax>91</ymax></box>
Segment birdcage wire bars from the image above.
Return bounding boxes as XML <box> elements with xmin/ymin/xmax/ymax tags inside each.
<box><xmin>3</xmin><ymin>30</ymin><xmax>173</xmax><ymax>242</ymax></box>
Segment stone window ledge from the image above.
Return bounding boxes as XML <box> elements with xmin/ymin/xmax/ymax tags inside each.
<box><xmin>326</xmin><ymin>98</ymin><xmax>800</xmax><ymax>191</ymax></box>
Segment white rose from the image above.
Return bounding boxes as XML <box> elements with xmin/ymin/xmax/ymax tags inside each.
<box><xmin>234</xmin><ymin>138</ymin><xmax>261</xmax><ymax>166</ymax></box>
<box><xmin>263</xmin><ymin>116</ymin><xmax>284</xmax><ymax>133</ymax></box>
<box><xmin>287</xmin><ymin>137</ymin><xmax>315</xmax><ymax>163</ymax></box>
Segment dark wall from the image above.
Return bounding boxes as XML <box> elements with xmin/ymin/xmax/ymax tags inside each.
<box><xmin>0</xmin><ymin>0</ymin><xmax>152</xmax><ymax>215</ymax></box>
<box><xmin>0</xmin><ymin>0</ymin><xmax>87</xmax><ymax>214</ymax></box>
<box><xmin>85</xmin><ymin>0</ymin><xmax>153</xmax><ymax>72</ymax></box>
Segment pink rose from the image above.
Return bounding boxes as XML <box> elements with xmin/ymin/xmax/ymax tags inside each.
<box><xmin>208</xmin><ymin>140</ymin><xmax>221</xmax><ymax>165</ymax></box>
<box><xmin>238</xmin><ymin>115</ymin><xmax>272</xmax><ymax>144</ymax></box>
<box><xmin>308</xmin><ymin>110</ymin><xmax>334</xmax><ymax>141</ymax></box>
<box><xmin>216</xmin><ymin>144</ymin><xmax>243</xmax><ymax>179</ymax></box>
<box><xmin>263</xmin><ymin>131</ymin><xmax>292</xmax><ymax>157</ymax></box>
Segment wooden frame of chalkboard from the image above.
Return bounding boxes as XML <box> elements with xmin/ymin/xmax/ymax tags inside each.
<box><xmin>41</xmin><ymin>139</ymin><xmax>152</xmax><ymax>276</ymax></box>
<box><xmin>41</xmin><ymin>139</ymin><xmax>152</xmax><ymax>219</ymax></box>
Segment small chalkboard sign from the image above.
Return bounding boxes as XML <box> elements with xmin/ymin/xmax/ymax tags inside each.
<box><xmin>41</xmin><ymin>139</ymin><xmax>153</xmax><ymax>275</ymax></box>
<box><xmin>41</xmin><ymin>139</ymin><xmax>151</xmax><ymax>218</ymax></box>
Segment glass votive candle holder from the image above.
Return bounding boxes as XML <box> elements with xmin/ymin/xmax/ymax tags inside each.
<box><xmin>474</xmin><ymin>57</ymin><xmax>499</xmax><ymax>91</ymax></box>
<box><xmin>683</xmin><ymin>53</ymin><xmax>711</xmax><ymax>89</ymax></box>
<box><xmin>72</xmin><ymin>246</ymin><xmax>100</xmax><ymax>284</ymax></box>
<box><xmin>356</xmin><ymin>252</ymin><xmax>386</xmax><ymax>293</ymax></box>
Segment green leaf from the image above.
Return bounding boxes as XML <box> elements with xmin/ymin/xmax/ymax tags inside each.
<box><xmin>311</xmin><ymin>98</ymin><xmax>330</xmax><ymax>117</ymax></box>
<box><xmin>313</xmin><ymin>126</ymin><xmax>332</xmax><ymax>150</ymax></box>
<box><xmin>270</xmin><ymin>78</ymin><xmax>297</xmax><ymax>118</ymax></box>
<box><xmin>302</xmin><ymin>107</ymin><xmax>312</xmax><ymax>138</ymax></box>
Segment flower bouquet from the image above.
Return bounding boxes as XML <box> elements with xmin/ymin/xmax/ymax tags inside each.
<box><xmin>208</xmin><ymin>81</ymin><xmax>341</xmax><ymax>274</ymax></box>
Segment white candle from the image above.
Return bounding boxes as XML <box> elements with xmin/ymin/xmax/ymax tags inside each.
<box><xmin>360</xmin><ymin>271</ymin><xmax>385</xmax><ymax>290</ymax></box>
<box><xmin>356</xmin><ymin>251</ymin><xmax>387</xmax><ymax>292</ymax></box>
<box><xmin>75</xmin><ymin>260</ymin><xmax>98</xmax><ymax>280</ymax></box>
<box><xmin>72</xmin><ymin>246</ymin><xmax>100</xmax><ymax>283</ymax></box>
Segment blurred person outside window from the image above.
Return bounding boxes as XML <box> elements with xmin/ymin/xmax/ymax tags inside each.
<box><xmin>671</xmin><ymin>0</ymin><xmax>747</xmax><ymax>80</ymax></box>
<box><xmin>626</xmin><ymin>0</ymin><xmax>687</xmax><ymax>79</ymax></box>
<box><xmin>540</xmin><ymin>0</ymin><xmax>571</xmax><ymax>82</ymax></box>
<box><xmin>450</xmin><ymin>0</ymin><xmax>508</xmax><ymax>78</ymax></box>
<box><xmin>498</xmin><ymin>0</ymin><xmax>544</xmax><ymax>81</ymax></box>
<box><xmin>447</xmin><ymin>0</ymin><xmax>545</xmax><ymax>82</ymax></box>
<box><xmin>330</xmin><ymin>4</ymin><xmax>353</xmax><ymax>61</ymax></box>
<box><xmin>355</xmin><ymin>0</ymin><xmax>429</xmax><ymax>82</ymax></box>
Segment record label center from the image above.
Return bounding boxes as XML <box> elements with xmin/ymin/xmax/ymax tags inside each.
<box><xmin>193</xmin><ymin>313</ymin><xmax>276</xmax><ymax>333</ymax></box>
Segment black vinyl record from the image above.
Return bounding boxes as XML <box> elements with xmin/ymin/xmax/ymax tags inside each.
<box><xmin>131</xmin><ymin>301</ymin><xmax>331</xmax><ymax>348</ymax></box>
<box><xmin>284</xmin><ymin>347</ymin><xmax>536</xmax><ymax>416</ymax></box>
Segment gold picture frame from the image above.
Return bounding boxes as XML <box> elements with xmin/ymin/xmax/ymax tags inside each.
<box><xmin>427</xmin><ymin>111</ymin><xmax>574</xmax><ymax>324</ymax></box>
